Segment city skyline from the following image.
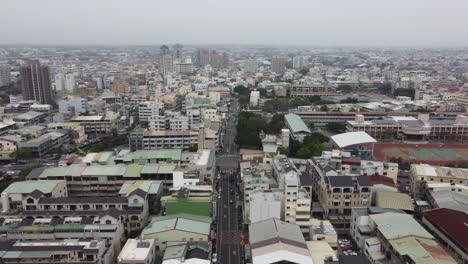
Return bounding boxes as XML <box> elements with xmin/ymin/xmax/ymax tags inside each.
<box><xmin>1</xmin><ymin>0</ymin><xmax>467</xmax><ymax>47</ymax></box>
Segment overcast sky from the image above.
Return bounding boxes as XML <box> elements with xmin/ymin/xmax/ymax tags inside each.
<box><xmin>1</xmin><ymin>0</ymin><xmax>467</xmax><ymax>47</ymax></box>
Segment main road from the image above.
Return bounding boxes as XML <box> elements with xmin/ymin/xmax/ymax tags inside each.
<box><xmin>215</xmin><ymin>96</ymin><xmax>242</xmax><ymax>264</ymax></box>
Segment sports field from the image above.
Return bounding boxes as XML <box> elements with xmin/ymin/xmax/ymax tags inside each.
<box><xmin>373</xmin><ymin>143</ymin><xmax>468</xmax><ymax>165</ymax></box>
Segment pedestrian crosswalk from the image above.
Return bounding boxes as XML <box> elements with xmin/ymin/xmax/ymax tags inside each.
<box><xmin>220</xmin><ymin>231</ymin><xmax>241</xmax><ymax>244</ymax></box>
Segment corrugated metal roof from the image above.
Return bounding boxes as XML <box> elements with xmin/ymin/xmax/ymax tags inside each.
<box><xmin>285</xmin><ymin>113</ymin><xmax>311</xmax><ymax>134</ymax></box>
<box><xmin>2</xmin><ymin>180</ymin><xmax>64</xmax><ymax>194</ymax></box>
<box><xmin>375</xmin><ymin>191</ymin><xmax>414</xmax><ymax>211</ymax></box>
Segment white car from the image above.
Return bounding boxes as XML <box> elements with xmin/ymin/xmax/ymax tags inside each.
<box><xmin>212</xmin><ymin>253</ymin><xmax>217</xmax><ymax>263</ymax></box>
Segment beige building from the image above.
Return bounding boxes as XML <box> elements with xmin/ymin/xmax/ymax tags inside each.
<box><xmin>410</xmin><ymin>164</ymin><xmax>468</xmax><ymax>198</ymax></box>
<box><xmin>1</xmin><ymin>180</ymin><xmax>67</xmax><ymax>211</ymax></box>
<box><xmin>118</xmin><ymin>239</ymin><xmax>156</xmax><ymax>264</ymax></box>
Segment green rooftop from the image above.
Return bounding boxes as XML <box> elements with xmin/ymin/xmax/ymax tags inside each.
<box><xmin>2</xmin><ymin>180</ymin><xmax>64</xmax><ymax>194</ymax></box>
<box><xmin>165</xmin><ymin>198</ymin><xmax>211</xmax><ymax>217</ymax></box>
<box><xmin>285</xmin><ymin>113</ymin><xmax>311</xmax><ymax>134</ymax></box>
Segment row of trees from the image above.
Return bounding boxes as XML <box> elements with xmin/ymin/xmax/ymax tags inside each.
<box><xmin>237</xmin><ymin>112</ymin><xmax>330</xmax><ymax>159</ymax></box>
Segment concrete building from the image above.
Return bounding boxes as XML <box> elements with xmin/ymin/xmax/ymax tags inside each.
<box><xmin>70</xmin><ymin>115</ymin><xmax>112</xmax><ymax>136</ymax></box>
<box><xmin>142</xmin><ymin>213</ymin><xmax>211</xmax><ymax>252</ymax></box>
<box><xmin>350</xmin><ymin>207</ymin><xmax>405</xmax><ymax>251</ymax></box>
<box><xmin>0</xmin><ymin>64</ymin><xmax>11</xmax><ymax>86</ymax></box>
<box><xmin>58</xmin><ymin>97</ymin><xmax>89</xmax><ymax>114</ymax></box>
<box><xmin>138</xmin><ymin>101</ymin><xmax>163</xmax><ymax>122</ymax></box>
<box><xmin>112</xmin><ymin>79</ymin><xmax>130</xmax><ymax>95</ymax></box>
<box><xmin>1</xmin><ymin>180</ymin><xmax>67</xmax><ymax>212</ymax></box>
<box><xmin>160</xmin><ymin>45</ymin><xmax>174</xmax><ymax>75</ymax></box>
<box><xmin>54</xmin><ymin>73</ymin><xmax>65</xmax><ymax>91</ymax></box>
<box><xmin>129</xmin><ymin>129</ymin><xmax>198</xmax><ymax>151</ymax></box>
<box><xmin>271</xmin><ymin>56</ymin><xmax>285</xmax><ymax>76</ymax></box>
<box><xmin>293</xmin><ymin>56</ymin><xmax>305</xmax><ymax>69</ymax></box>
<box><xmin>347</xmin><ymin>114</ymin><xmax>468</xmax><ymax>142</ymax></box>
<box><xmin>20</xmin><ymin>61</ymin><xmax>53</xmax><ymax>104</ymax></box>
<box><xmin>65</xmin><ymin>73</ymin><xmax>76</xmax><ymax>92</ymax></box>
<box><xmin>250</xmin><ymin>90</ymin><xmax>260</xmax><ymax>107</ymax></box>
<box><xmin>0</xmin><ymin>239</ymin><xmax>115</xmax><ymax>264</ymax></box>
<box><xmin>249</xmin><ymin>218</ymin><xmax>313</xmax><ymax>264</ymax></box>
<box><xmin>17</xmin><ymin>130</ymin><xmax>70</xmax><ymax>158</ymax></box>
<box><xmin>272</xmin><ymin>155</ymin><xmax>312</xmax><ymax>233</ymax></box>
<box><xmin>284</xmin><ymin>113</ymin><xmax>311</xmax><ymax>142</ymax></box>
<box><xmin>289</xmin><ymin>84</ymin><xmax>338</xmax><ymax>97</ymax></box>
<box><xmin>118</xmin><ymin>239</ymin><xmax>156</xmax><ymax>264</ymax></box>
<box><xmin>248</xmin><ymin>189</ymin><xmax>282</xmax><ymax>224</ymax></box>
<box><xmin>422</xmin><ymin>208</ymin><xmax>468</xmax><ymax>264</ymax></box>
<box><xmin>424</xmin><ymin>182</ymin><xmax>468</xmax><ymax>212</ymax></box>
<box><xmin>409</xmin><ymin>164</ymin><xmax>468</xmax><ymax>198</ymax></box>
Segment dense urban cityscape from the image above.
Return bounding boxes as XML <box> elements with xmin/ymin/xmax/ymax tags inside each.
<box><xmin>0</xmin><ymin>1</ymin><xmax>467</xmax><ymax>264</ymax></box>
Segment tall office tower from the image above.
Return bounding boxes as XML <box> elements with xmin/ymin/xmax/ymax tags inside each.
<box><xmin>0</xmin><ymin>64</ymin><xmax>11</xmax><ymax>86</ymax></box>
<box><xmin>159</xmin><ymin>45</ymin><xmax>174</xmax><ymax>75</ymax></box>
<box><xmin>293</xmin><ymin>56</ymin><xmax>305</xmax><ymax>69</ymax></box>
<box><xmin>20</xmin><ymin>61</ymin><xmax>53</xmax><ymax>104</ymax></box>
<box><xmin>271</xmin><ymin>56</ymin><xmax>285</xmax><ymax>75</ymax></box>
<box><xmin>172</xmin><ymin>44</ymin><xmax>183</xmax><ymax>60</ymax></box>
<box><xmin>210</xmin><ymin>50</ymin><xmax>221</xmax><ymax>68</ymax></box>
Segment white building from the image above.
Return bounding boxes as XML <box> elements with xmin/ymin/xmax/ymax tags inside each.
<box><xmin>65</xmin><ymin>73</ymin><xmax>76</xmax><ymax>92</ymax></box>
<box><xmin>293</xmin><ymin>56</ymin><xmax>305</xmax><ymax>69</ymax></box>
<box><xmin>54</xmin><ymin>73</ymin><xmax>65</xmax><ymax>91</ymax></box>
<box><xmin>118</xmin><ymin>239</ymin><xmax>156</xmax><ymax>264</ymax></box>
<box><xmin>175</xmin><ymin>59</ymin><xmax>193</xmax><ymax>74</ymax></box>
<box><xmin>139</xmin><ymin>101</ymin><xmax>163</xmax><ymax>122</ymax></box>
<box><xmin>58</xmin><ymin>97</ymin><xmax>89</xmax><ymax>114</ymax></box>
<box><xmin>249</xmin><ymin>189</ymin><xmax>282</xmax><ymax>224</ymax></box>
<box><xmin>250</xmin><ymin>90</ymin><xmax>260</xmax><ymax>107</ymax></box>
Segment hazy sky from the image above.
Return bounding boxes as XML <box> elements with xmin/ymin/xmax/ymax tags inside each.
<box><xmin>1</xmin><ymin>0</ymin><xmax>467</xmax><ymax>46</ymax></box>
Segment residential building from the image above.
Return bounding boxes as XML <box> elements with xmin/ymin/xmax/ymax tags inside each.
<box><xmin>118</xmin><ymin>239</ymin><xmax>156</xmax><ymax>264</ymax></box>
<box><xmin>424</xmin><ymin>182</ymin><xmax>468</xmax><ymax>212</ymax></box>
<box><xmin>160</xmin><ymin>45</ymin><xmax>174</xmax><ymax>75</ymax></box>
<box><xmin>138</xmin><ymin>101</ymin><xmax>163</xmax><ymax>122</ymax></box>
<box><xmin>250</xmin><ymin>90</ymin><xmax>260</xmax><ymax>107</ymax></box>
<box><xmin>12</xmin><ymin>110</ymin><xmax>48</xmax><ymax>126</ymax></box>
<box><xmin>249</xmin><ymin>218</ymin><xmax>313</xmax><ymax>264</ymax></box>
<box><xmin>248</xmin><ymin>189</ymin><xmax>282</xmax><ymax>224</ymax></box>
<box><xmin>142</xmin><ymin>213</ymin><xmax>211</xmax><ymax>252</ymax></box>
<box><xmin>17</xmin><ymin>130</ymin><xmax>70</xmax><ymax>157</ymax></box>
<box><xmin>284</xmin><ymin>113</ymin><xmax>311</xmax><ymax>142</ymax></box>
<box><xmin>307</xmin><ymin>241</ymin><xmax>338</xmax><ymax>264</ymax></box>
<box><xmin>70</xmin><ymin>115</ymin><xmax>112</xmax><ymax>136</ymax></box>
<box><xmin>271</xmin><ymin>56</ymin><xmax>285</xmax><ymax>75</ymax></box>
<box><xmin>112</xmin><ymin>79</ymin><xmax>130</xmax><ymax>95</ymax></box>
<box><xmin>20</xmin><ymin>60</ymin><xmax>53</xmax><ymax>104</ymax></box>
<box><xmin>0</xmin><ymin>64</ymin><xmax>11</xmax><ymax>86</ymax></box>
<box><xmin>65</xmin><ymin>73</ymin><xmax>76</xmax><ymax>92</ymax></box>
<box><xmin>1</xmin><ymin>180</ymin><xmax>67</xmax><ymax>212</ymax></box>
<box><xmin>58</xmin><ymin>97</ymin><xmax>89</xmax><ymax>114</ymax></box>
<box><xmin>422</xmin><ymin>208</ymin><xmax>468</xmax><ymax>264</ymax></box>
<box><xmin>272</xmin><ymin>155</ymin><xmax>312</xmax><ymax>233</ymax></box>
<box><xmin>363</xmin><ymin>212</ymin><xmax>456</xmax><ymax>263</ymax></box>
<box><xmin>293</xmin><ymin>56</ymin><xmax>305</xmax><ymax>69</ymax></box>
<box><xmin>409</xmin><ymin>164</ymin><xmax>468</xmax><ymax>198</ymax></box>
<box><xmin>129</xmin><ymin>129</ymin><xmax>198</xmax><ymax>151</ymax></box>
<box><xmin>0</xmin><ymin>239</ymin><xmax>115</xmax><ymax>264</ymax></box>
<box><xmin>350</xmin><ymin>207</ymin><xmax>405</xmax><ymax>251</ymax></box>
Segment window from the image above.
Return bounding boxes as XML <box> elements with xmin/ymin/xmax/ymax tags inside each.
<box><xmin>105</xmin><ymin>220</ymin><xmax>112</xmax><ymax>225</ymax></box>
<box><xmin>26</xmin><ymin>198</ymin><xmax>34</xmax><ymax>204</ymax></box>
<box><xmin>133</xmin><ymin>198</ymin><xmax>139</xmax><ymax>204</ymax></box>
